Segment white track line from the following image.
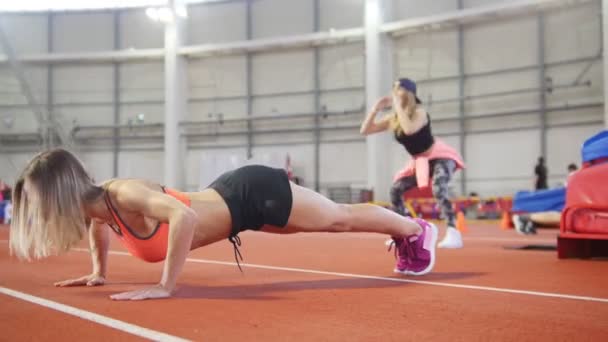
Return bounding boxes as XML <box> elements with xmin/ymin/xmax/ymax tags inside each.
<box><xmin>2</xmin><ymin>241</ymin><xmax>605</xmax><ymax>304</ymax></box>
<box><xmin>0</xmin><ymin>236</ymin><xmax>556</xmax><ymax>244</ymax></box>
<box><xmin>381</xmin><ymin>237</ymin><xmax>555</xmax><ymax>244</ymax></box>
<box><xmin>0</xmin><ymin>287</ymin><xmax>190</xmax><ymax>342</ymax></box>
<box><xmin>464</xmin><ymin>237</ymin><xmax>556</xmax><ymax>243</ymax></box>
<box><xmin>70</xmin><ymin>248</ymin><xmax>608</xmax><ymax>304</ymax></box>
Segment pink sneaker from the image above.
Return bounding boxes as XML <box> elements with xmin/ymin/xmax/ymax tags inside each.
<box><xmin>388</xmin><ymin>218</ymin><xmax>438</xmax><ymax>275</ymax></box>
<box><xmin>388</xmin><ymin>237</ymin><xmax>410</xmax><ymax>274</ymax></box>
<box><xmin>406</xmin><ymin>218</ymin><xmax>438</xmax><ymax>275</ymax></box>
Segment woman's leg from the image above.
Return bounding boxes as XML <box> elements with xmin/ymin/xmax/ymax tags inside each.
<box><xmin>513</xmin><ymin>211</ymin><xmax>562</xmax><ymax>235</ymax></box>
<box><xmin>431</xmin><ymin>159</ymin><xmax>456</xmax><ymax>227</ymax></box>
<box><xmin>529</xmin><ymin>211</ymin><xmax>561</xmax><ymax>226</ymax></box>
<box><xmin>390</xmin><ymin>176</ymin><xmax>417</xmax><ymax>216</ymax></box>
<box><xmin>513</xmin><ymin>213</ymin><xmax>537</xmax><ymax>235</ymax></box>
<box><xmin>263</xmin><ymin>182</ymin><xmax>438</xmax><ymax>275</ymax></box>
<box><xmin>430</xmin><ymin>159</ymin><xmax>463</xmax><ymax>249</ymax></box>
<box><xmin>282</xmin><ymin>182</ymin><xmax>421</xmax><ymax>237</ymax></box>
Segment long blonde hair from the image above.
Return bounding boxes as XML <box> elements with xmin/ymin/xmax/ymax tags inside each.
<box><xmin>389</xmin><ymin>83</ymin><xmax>418</xmax><ymax>135</ymax></box>
<box><xmin>10</xmin><ymin>149</ymin><xmax>103</xmax><ymax>260</ymax></box>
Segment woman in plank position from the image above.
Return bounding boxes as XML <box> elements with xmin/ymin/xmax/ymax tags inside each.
<box><xmin>10</xmin><ymin>149</ymin><xmax>437</xmax><ymax>300</ymax></box>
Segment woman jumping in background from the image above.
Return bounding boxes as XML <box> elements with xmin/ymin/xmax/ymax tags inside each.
<box><xmin>360</xmin><ymin>78</ymin><xmax>465</xmax><ymax>249</ymax></box>
<box><xmin>10</xmin><ymin>149</ymin><xmax>438</xmax><ymax>301</ymax></box>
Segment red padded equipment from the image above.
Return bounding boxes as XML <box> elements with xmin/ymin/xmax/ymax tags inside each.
<box><xmin>558</xmin><ymin>162</ymin><xmax>608</xmax><ymax>258</ymax></box>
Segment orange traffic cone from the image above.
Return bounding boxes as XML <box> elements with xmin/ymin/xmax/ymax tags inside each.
<box><xmin>456</xmin><ymin>211</ymin><xmax>467</xmax><ymax>233</ymax></box>
<box><xmin>500</xmin><ymin>211</ymin><xmax>512</xmax><ymax>230</ymax></box>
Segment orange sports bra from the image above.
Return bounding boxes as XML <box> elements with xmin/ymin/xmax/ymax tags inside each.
<box><xmin>103</xmin><ymin>187</ymin><xmax>191</xmax><ymax>263</ymax></box>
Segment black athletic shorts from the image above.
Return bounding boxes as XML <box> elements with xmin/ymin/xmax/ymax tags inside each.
<box><xmin>208</xmin><ymin>165</ymin><xmax>293</xmax><ymax>238</ymax></box>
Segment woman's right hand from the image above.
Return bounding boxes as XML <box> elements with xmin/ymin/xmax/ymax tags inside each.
<box><xmin>54</xmin><ymin>274</ymin><xmax>105</xmax><ymax>287</ymax></box>
<box><xmin>372</xmin><ymin>96</ymin><xmax>392</xmax><ymax>112</ymax></box>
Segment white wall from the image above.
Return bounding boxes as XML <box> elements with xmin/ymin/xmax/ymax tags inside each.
<box><xmin>0</xmin><ymin>14</ymin><xmax>47</xmax><ymax>183</ymax></box>
<box><xmin>0</xmin><ymin>0</ymin><xmax>604</xmax><ymax>200</ymax></box>
<box><xmin>77</xmin><ymin>150</ymin><xmax>114</xmax><ymax>183</ymax></box>
<box><xmin>0</xmin><ymin>153</ymin><xmax>32</xmax><ymax>185</ymax></box>
<box><xmin>118</xmin><ymin>149</ymin><xmax>164</xmax><ymax>183</ymax></box>
<box><xmin>251</xmin><ymin>51</ymin><xmax>315</xmax><ymax>115</ymax></box>
<box><xmin>0</xmin><ymin>13</ymin><xmax>48</xmax><ymax>135</ymax></box>
<box><xmin>320</xmin><ymin>0</ymin><xmax>364</xmax><ymax>30</ymax></box>
<box><xmin>121</xmin><ymin>9</ymin><xmax>164</xmax><ymax>49</ymax></box>
<box><xmin>251</xmin><ymin>0</ymin><xmax>313</xmax><ymax>39</ymax></box>
<box><xmin>393</xmin><ymin>0</ymin><xmax>457</xmax><ymax>20</ymax></box>
<box><xmin>188</xmin><ymin>2</ymin><xmax>247</xmax><ymax>45</ymax></box>
<box><xmin>319</xmin><ymin>43</ymin><xmax>365</xmax><ymax>113</ymax></box>
<box><xmin>0</xmin><ymin>14</ymin><xmax>48</xmax><ymax>55</ymax></box>
<box><xmin>543</xmin><ymin>0</ymin><xmax>604</xmax><ymax>174</ymax></box>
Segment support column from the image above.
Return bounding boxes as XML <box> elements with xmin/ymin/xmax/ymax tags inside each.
<box><xmin>164</xmin><ymin>0</ymin><xmax>188</xmax><ymax>189</ymax></box>
<box><xmin>313</xmin><ymin>0</ymin><xmax>321</xmax><ymax>192</ymax></box>
<box><xmin>46</xmin><ymin>13</ymin><xmax>54</xmax><ymax>148</ymax></box>
<box><xmin>538</xmin><ymin>14</ymin><xmax>548</xmax><ymax>158</ymax></box>
<box><xmin>112</xmin><ymin>11</ymin><xmax>121</xmax><ymax>177</ymax></box>
<box><xmin>246</xmin><ymin>0</ymin><xmax>253</xmax><ymax>159</ymax></box>
<box><xmin>365</xmin><ymin>0</ymin><xmax>394</xmax><ymax>202</ymax></box>
<box><xmin>457</xmin><ymin>0</ymin><xmax>466</xmax><ymax>196</ymax></box>
<box><xmin>603</xmin><ymin>0</ymin><xmax>608</xmax><ymax>127</ymax></box>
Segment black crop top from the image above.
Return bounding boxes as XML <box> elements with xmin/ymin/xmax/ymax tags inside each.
<box><xmin>394</xmin><ymin>114</ymin><xmax>435</xmax><ymax>156</ymax></box>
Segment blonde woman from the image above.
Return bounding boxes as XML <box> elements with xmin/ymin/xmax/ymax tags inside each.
<box><xmin>361</xmin><ymin>78</ymin><xmax>465</xmax><ymax>251</ymax></box>
<box><xmin>10</xmin><ymin>149</ymin><xmax>438</xmax><ymax>300</ymax></box>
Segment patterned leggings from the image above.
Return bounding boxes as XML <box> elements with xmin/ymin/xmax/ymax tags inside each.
<box><xmin>390</xmin><ymin>159</ymin><xmax>456</xmax><ymax>227</ymax></box>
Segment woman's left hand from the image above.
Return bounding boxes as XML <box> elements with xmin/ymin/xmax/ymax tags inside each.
<box><xmin>372</xmin><ymin>96</ymin><xmax>392</xmax><ymax>112</ymax></box>
<box><xmin>110</xmin><ymin>284</ymin><xmax>173</xmax><ymax>301</ymax></box>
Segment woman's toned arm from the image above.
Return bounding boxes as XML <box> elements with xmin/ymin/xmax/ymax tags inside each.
<box><xmin>360</xmin><ymin>96</ymin><xmax>392</xmax><ymax>135</ymax></box>
<box><xmin>106</xmin><ymin>181</ymin><xmax>198</xmax><ymax>300</ymax></box>
<box><xmin>54</xmin><ymin>219</ymin><xmax>109</xmax><ymax>287</ymax></box>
